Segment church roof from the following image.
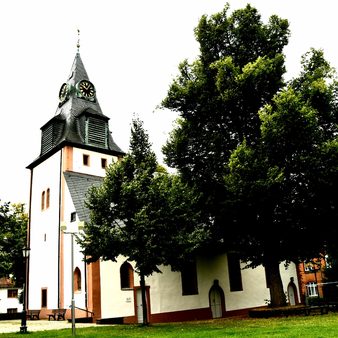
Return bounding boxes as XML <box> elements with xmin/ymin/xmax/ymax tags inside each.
<box><xmin>27</xmin><ymin>53</ymin><xmax>124</xmax><ymax>169</ymax></box>
<box><xmin>64</xmin><ymin>171</ymin><xmax>103</xmax><ymax>223</ymax></box>
<box><xmin>52</xmin><ymin>52</ymin><xmax>105</xmax><ymax>118</ymax></box>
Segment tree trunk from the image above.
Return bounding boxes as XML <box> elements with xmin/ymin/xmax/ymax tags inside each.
<box><xmin>264</xmin><ymin>257</ymin><xmax>287</xmax><ymax>307</ymax></box>
<box><xmin>139</xmin><ymin>273</ymin><xmax>148</xmax><ymax>325</ymax></box>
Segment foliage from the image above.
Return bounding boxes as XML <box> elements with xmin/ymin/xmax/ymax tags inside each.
<box><xmin>161</xmin><ymin>4</ymin><xmax>290</xmax><ymax>249</ymax></box>
<box><xmin>161</xmin><ymin>3</ymin><xmax>290</xmax><ymax>305</ymax></box>
<box><xmin>162</xmin><ymin>2</ymin><xmax>338</xmax><ymax>307</ymax></box>
<box><xmin>81</xmin><ymin>118</ymin><xmax>207</xmax><ymax>277</ymax></box>
<box><xmin>162</xmin><ymin>4</ymin><xmax>289</xmax><ymax>201</ymax></box>
<box><xmin>80</xmin><ymin>118</ymin><xmax>208</xmax><ymax>324</ymax></box>
<box><xmin>0</xmin><ymin>201</ymin><xmax>28</xmax><ymax>286</ymax></box>
<box><xmin>223</xmin><ymin>49</ymin><xmax>338</xmax><ymax>305</ymax></box>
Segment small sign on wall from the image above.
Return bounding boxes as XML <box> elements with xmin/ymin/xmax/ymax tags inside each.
<box><xmin>126</xmin><ymin>297</ymin><xmax>132</xmax><ymax>303</ymax></box>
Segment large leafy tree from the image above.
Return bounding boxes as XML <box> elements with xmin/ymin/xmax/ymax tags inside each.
<box><xmin>162</xmin><ymin>3</ymin><xmax>289</xmax><ymax>230</ymax></box>
<box><xmin>162</xmin><ymin>3</ymin><xmax>338</xmax><ymax>307</ymax></box>
<box><xmin>162</xmin><ymin>4</ymin><xmax>289</xmax><ymax>305</ymax></box>
<box><xmin>224</xmin><ymin>49</ymin><xmax>338</xmax><ymax>306</ymax></box>
<box><xmin>0</xmin><ymin>201</ymin><xmax>28</xmax><ymax>286</ymax></box>
<box><xmin>80</xmin><ymin>118</ymin><xmax>207</xmax><ymax>324</ymax></box>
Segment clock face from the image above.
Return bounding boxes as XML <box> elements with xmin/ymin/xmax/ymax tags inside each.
<box><xmin>78</xmin><ymin>80</ymin><xmax>95</xmax><ymax>100</ymax></box>
<box><xmin>59</xmin><ymin>83</ymin><xmax>69</xmax><ymax>103</ymax></box>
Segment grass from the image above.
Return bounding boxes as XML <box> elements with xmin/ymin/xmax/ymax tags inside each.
<box><xmin>1</xmin><ymin>314</ymin><xmax>338</xmax><ymax>337</ymax></box>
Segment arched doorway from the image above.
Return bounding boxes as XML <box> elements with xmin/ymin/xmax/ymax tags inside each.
<box><xmin>209</xmin><ymin>280</ymin><xmax>225</xmax><ymax>318</ymax></box>
<box><xmin>287</xmin><ymin>277</ymin><xmax>299</xmax><ymax>306</ymax></box>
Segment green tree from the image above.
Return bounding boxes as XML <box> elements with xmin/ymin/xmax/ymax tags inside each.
<box><xmin>161</xmin><ymin>4</ymin><xmax>290</xmax><ymax>306</ymax></box>
<box><xmin>80</xmin><ymin>118</ymin><xmax>207</xmax><ymax>324</ymax></box>
<box><xmin>0</xmin><ymin>201</ymin><xmax>28</xmax><ymax>286</ymax></box>
<box><xmin>223</xmin><ymin>49</ymin><xmax>338</xmax><ymax>306</ymax></box>
<box><xmin>162</xmin><ymin>3</ymin><xmax>289</xmax><ymax>233</ymax></box>
<box><xmin>162</xmin><ymin>3</ymin><xmax>338</xmax><ymax>307</ymax></box>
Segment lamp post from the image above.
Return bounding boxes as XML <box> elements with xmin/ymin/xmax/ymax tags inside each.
<box><xmin>61</xmin><ymin>223</ymin><xmax>83</xmax><ymax>337</ymax></box>
<box><xmin>20</xmin><ymin>247</ymin><xmax>30</xmax><ymax>334</ymax></box>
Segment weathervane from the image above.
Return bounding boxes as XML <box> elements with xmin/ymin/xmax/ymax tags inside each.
<box><xmin>77</xmin><ymin>29</ymin><xmax>80</xmax><ymax>52</ymax></box>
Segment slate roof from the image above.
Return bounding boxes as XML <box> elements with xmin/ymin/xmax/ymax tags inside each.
<box><xmin>27</xmin><ymin>53</ymin><xmax>124</xmax><ymax>169</ymax></box>
<box><xmin>52</xmin><ymin>52</ymin><xmax>105</xmax><ymax>119</ymax></box>
<box><xmin>63</xmin><ymin>171</ymin><xmax>103</xmax><ymax>223</ymax></box>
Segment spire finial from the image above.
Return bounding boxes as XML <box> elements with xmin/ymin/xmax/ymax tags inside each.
<box><xmin>77</xmin><ymin>29</ymin><xmax>80</xmax><ymax>52</ymax></box>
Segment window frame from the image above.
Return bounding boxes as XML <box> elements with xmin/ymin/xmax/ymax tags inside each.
<box><xmin>227</xmin><ymin>252</ymin><xmax>243</xmax><ymax>292</ymax></box>
<box><xmin>41</xmin><ymin>191</ymin><xmax>45</xmax><ymax>210</ymax></box>
<box><xmin>101</xmin><ymin>158</ymin><xmax>107</xmax><ymax>169</ymax></box>
<box><xmin>83</xmin><ymin>154</ymin><xmax>90</xmax><ymax>166</ymax></box>
<box><xmin>7</xmin><ymin>289</ymin><xmax>18</xmax><ymax>298</ymax></box>
<box><xmin>120</xmin><ymin>262</ymin><xmax>134</xmax><ymax>290</ymax></box>
<box><xmin>70</xmin><ymin>212</ymin><xmax>76</xmax><ymax>223</ymax></box>
<box><xmin>74</xmin><ymin>267</ymin><xmax>82</xmax><ymax>292</ymax></box>
<box><xmin>41</xmin><ymin>288</ymin><xmax>47</xmax><ymax>308</ymax></box>
<box><xmin>181</xmin><ymin>261</ymin><xmax>199</xmax><ymax>296</ymax></box>
<box><xmin>306</xmin><ymin>282</ymin><xmax>318</xmax><ymax>297</ymax></box>
<box><xmin>46</xmin><ymin>188</ymin><xmax>50</xmax><ymax>209</ymax></box>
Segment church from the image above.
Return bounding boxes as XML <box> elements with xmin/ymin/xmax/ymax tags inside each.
<box><xmin>26</xmin><ymin>46</ymin><xmax>300</xmax><ymax>323</ymax></box>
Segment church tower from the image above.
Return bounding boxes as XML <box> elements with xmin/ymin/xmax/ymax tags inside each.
<box><xmin>26</xmin><ymin>45</ymin><xmax>124</xmax><ymax>320</ymax></box>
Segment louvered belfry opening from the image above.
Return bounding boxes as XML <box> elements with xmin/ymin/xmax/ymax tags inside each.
<box><xmin>41</xmin><ymin>119</ymin><xmax>65</xmax><ymax>156</ymax></box>
<box><xmin>85</xmin><ymin>116</ymin><xmax>108</xmax><ymax>149</ymax></box>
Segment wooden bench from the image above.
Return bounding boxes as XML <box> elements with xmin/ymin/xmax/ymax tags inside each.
<box><xmin>26</xmin><ymin>309</ymin><xmax>40</xmax><ymax>320</ymax></box>
<box><xmin>47</xmin><ymin>308</ymin><xmax>66</xmax><ymax>321</ymax></box>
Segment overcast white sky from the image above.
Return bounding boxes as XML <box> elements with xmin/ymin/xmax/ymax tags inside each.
<box><xmin>1</xmin><ymin>0</ymin><xmax>338</xmax><ymax>206</ymax></box>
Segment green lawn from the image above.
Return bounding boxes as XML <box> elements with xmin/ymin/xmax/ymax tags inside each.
<box><xmin>1</xmin><ymin>314</ymin><xmax>338</xmax><ymax>337</ymax></box>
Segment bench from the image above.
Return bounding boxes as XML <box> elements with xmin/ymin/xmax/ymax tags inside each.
<box><xmin>26</xmin><ymin>309</ymin><xmax>40</xmax><ymax>320</ymax></box>
<box><xmin>47</xmin><ymin>308</ymin><xmax>66</xmax><ymax>321</ymax></box>
<box><xmin>304</xmin><ymin>304</ymin><xmax>329</xmax><ymax>315</ymax></box>
<box><xmin>304</xmin><ymin>298</ymin><xmax>329</xmax><ymax>316</ymax></box>
<box><xmin>327</xmin><ymin>301</ymin><xmax>338</xmax><ymax>312</ymax></box>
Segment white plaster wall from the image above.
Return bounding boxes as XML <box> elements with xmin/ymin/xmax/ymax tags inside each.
<box><xmin>72</xmin><ymin>148</ymin><xmax>118</xmax><ymax>176</ymax></box>
<box><xmin>222</xmin><ymin>260</ymin><xmax>269</xmax><ymax>311</ymax></box>
<box><xmin>100</xmin><ymin>257</ymin><xmax>136</xmax><ymax>319</ymax></box>
<box><xmin>98</xmin><ymin>254</ymin><xmax>300</xmax><ymax>318</ymax></box>
<box><xmin>61</xmin><ymin>147</ymin><xmax>117</xmax><ymax>312</ymax></box>
<box><xmin>0</xmin><ymin>289</ymin><xmax>23</xmax><ymax>313</ymax></box>
<box><xmin>144</xmin><ymin>255</ymin><xmax>299</xmax><ymax>315</ymax></box>
<box><xmin>28</xmin><ymin>151</ymin><xmax>61</xmax><ymax>310</ymax></box>
<box><xmin>62</xmin><ymin>147</ymin><xmax>118</xmax><ymax>314</ymax></box>
<box><xmin>61</xmin><ymin>184</ymin><xmax>86</xmax><ymax>311</ymax></box>
<box><xmin>147</xmin><ymin>265</ymin><xmax>206</xmax><ymax>314</ymax></box>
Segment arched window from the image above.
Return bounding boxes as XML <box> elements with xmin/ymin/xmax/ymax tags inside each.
<box><xmin>41</xmin><ymin>191</ymin><xmax>45</xmax><ymax>210</ymax></box>
<box><xmin>46</xmin><ymin>188</ymin><xmax>50</xmax><ymax>209</ymax></box>
<box><xmin>74</xmin><ymin>267</ymin><xmax>81</xmax><ymax>292</ymax></box>
<box><xmin>120</xmin><ymin>262</ymin><xmax>134</xmax><ymax>289</ymax></box>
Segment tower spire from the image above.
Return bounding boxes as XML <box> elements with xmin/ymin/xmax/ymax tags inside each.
<box><xmin>77</xmin><ymin>29</ymin><xmax>80</xmax><ymax>53</ymax></box>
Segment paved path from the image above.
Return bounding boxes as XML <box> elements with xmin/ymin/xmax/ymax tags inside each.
<box><xmin>0</xmin><ymin>319</ymin><xmax>98</xmax><ymax>334</ymax></box>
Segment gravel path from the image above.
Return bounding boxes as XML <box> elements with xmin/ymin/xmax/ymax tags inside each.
<box><xmin>0</xmin><ymin>319</ymin><xmax>98</xmax><ymax>333</ymax></box>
